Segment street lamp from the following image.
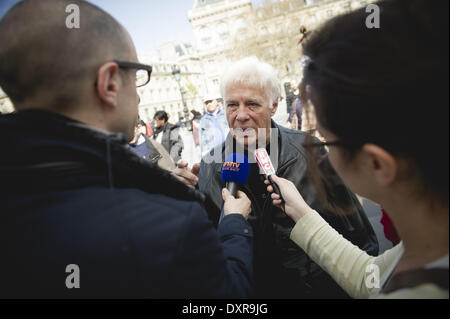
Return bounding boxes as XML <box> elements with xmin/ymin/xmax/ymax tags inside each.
<box><xmin>172</xmin><ymin>65</ymin><xmax>190</xmax><ymax>127</ymax></box>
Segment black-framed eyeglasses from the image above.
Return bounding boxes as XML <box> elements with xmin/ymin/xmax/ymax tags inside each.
<box><xmin>301</xmin><ymin>140</ymin><xmax>342</xmax><ymax>161</ymax></box>
<box><xmin>302</xmin><ymin>140</ymin><xmax>341</xmax><ymax>148</ymax></box>
<box><xmin>115</xmin><ymin>60</ymin><xmax>152</xmax><ymax>87</ymax></box>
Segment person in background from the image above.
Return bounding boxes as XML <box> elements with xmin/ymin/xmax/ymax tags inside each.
<box><xmin>152</xmin><ymin>110</ymin><xmax>184</xmax><ymax>163</ymax></box>
<box><xmin>264</xmin><ymin>0</ymin><xmax>448</xmax><ymax>299</ymax></box>
<box><xmin>129</xmin><ymin>120</ymin><xmax>175</xmax><ymax>170</ymax></box>
<box><xmin>288</xmin><ymin>87</ymin><xmax>302</xmax><ymax>131</ymax></box>
<box><xmin>199</xmin><ymin>95</ymin><xmax>229</xmax><ymax>157</ymax></box>
<box><xmin>189</xmin><ymin>110</ymin><xmax>202</xmax><ymax>146</ymax></box>
<box><xmin>284</xmin><ymin>80</ymin><xmax>298</xmax><ymax>117</ymax></box>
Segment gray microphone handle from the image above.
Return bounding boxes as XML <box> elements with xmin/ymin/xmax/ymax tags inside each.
<box><xmin>219</xmin><ymin>181</ymin><xmax>238</xmax><ymax>224</ymax></box>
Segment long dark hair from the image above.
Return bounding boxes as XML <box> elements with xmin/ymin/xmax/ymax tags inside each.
<box><xmin>300</xmin><ymin>0</ymin><xmax>449</xmax><ymax>206</ymax></box>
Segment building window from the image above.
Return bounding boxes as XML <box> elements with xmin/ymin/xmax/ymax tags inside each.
<box><xmin>217</xmin><ymin>22</ymin><xmax>229</xmax><ymax>40</ymax></box>
<box><xmin>273</xmin><ymin>4</ymin><xmax>280</xmax><ymax>14</ymax></box>
<box><xmin>277</xmin><ymin>23</ymin><xmax>283</xmax><ymax>34</ymax></box>
<box><xmin>208</xmin><ymin>59</ymin><xmax>215</xmax><ymax>70</ymax></box>
<box><xmin>256</xmin><ymin>9</ymin><xmax>264</xmax><ymax>18</ymax></box>
<box><xmin>235</xmin><ymin>18</ymin><xmax>248</xmax><ymax>34</ymax></box>
<box><xmin>286</xmin><ymin>62</ymin><xmax>293</xmax><ymax>73</ymax></box>
<box><xmin>199</xmin><ymin>26</ymin><xmax>212</xmax><ymax>47</ymax></box>
<box><xmin>260</xmin><ymin>26</ymin><xmax>269</xmax><ymax>36</ymax></box>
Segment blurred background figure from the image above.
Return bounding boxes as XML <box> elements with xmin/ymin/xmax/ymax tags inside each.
<box><xmin>152</xmin><ymin>110</ymin><xmax>184</xmax><ymax>163</ymax></box>
<box><xmin>287</xmin><ymin>81</ymin><xmax>302</xmax><ymax>130</ymax></box>
<box><xmin>129</xmin><ymin>120</ymin><xmax>175</xmax><ymax>170</ymax></box>
<box><xmin>284</xmin><ymin>80</ymin><xmax>298</xmax><ymax>118</ymax></box>
<box><xmin>188</xmin><ymin>109</ymin><xmax>202</xmax><ymax>147</ymax></box>
<box><xmin>199</xmin><ymin>95</ymin><xmax>229</xmax><ymax>157</ymax></box>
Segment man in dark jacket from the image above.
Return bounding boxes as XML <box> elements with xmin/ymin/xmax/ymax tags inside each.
<box><xmin>174</xmin><ymin>56</ymin><xmax>378</xmax><ymax>298</ymax></box>
<box><xmin>0</xmin><ymin>0</ymin><xmax>253</xmax><ymax>298</ymax></box>
<box><xmin>153</xmin><ymin>110</ymin><xmax>184</xmax><ymax>163</ymax></box>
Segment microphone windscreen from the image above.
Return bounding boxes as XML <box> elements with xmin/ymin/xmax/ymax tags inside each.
<box><xmin>221</xmin><ymin>153</ymin><xmax>250</xmax><ymax>185</ymax></box>
<box><xmin>255</xmin><ymin>148</ymin><xmax>276</xmax><ymax>176</ymax></box>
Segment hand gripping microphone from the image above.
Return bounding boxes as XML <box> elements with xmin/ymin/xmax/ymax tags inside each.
<box><xmin>218</xmin><ymin>153</ymin><xmax>250</xmax><ymax>223</ymax></box>
<box><xmin>255</xmin><ymin>148</ymin><xmax>285</xmax><ymax>207</ymax></box>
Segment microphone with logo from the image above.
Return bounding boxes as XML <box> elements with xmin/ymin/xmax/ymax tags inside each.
<box><xmin>255</xmin><ymin>148</ymin><xmax>285</xmax><ymax>209</ymax></box>
<box><xmin>218</xmin><ymin>153</ymin><xmax>250</xmax><ymax>224</ymax></box>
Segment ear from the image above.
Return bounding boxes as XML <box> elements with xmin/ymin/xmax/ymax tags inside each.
<box><xmin>362</xmin><ymin>144</ymin><xmax>398</xmax><ymax>186</ymax></box>
<box><xmin>270</xmin><ymin>99</ymin><xmax>279</xmax><ymax>116</ymax></box>
<box><xmin>95</xmin><ymin>62</ymin><xmax>121</xmax><ymax>108</ymax></box>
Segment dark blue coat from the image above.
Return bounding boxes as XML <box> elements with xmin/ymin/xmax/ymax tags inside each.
<box><xmin>0</xmin><ymin>110</ymin><xmax>253</xmax><ymax>298</ymax></box>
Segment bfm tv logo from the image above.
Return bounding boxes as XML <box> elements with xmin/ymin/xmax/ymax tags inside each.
<box><xmin>222</xmin><ymin>162</ymin><xmax>241</xmax><ymax>172</ymax></box>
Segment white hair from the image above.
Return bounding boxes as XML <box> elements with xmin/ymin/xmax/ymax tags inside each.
<box><xmin>220</xmin><ymin>56</ymin><xmax>281</xmax><ymax>108</ymax></box>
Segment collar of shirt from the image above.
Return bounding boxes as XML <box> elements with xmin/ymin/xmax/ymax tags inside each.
<box><xmin>206</xmin><ymin>108</ymin><xmax>222</xmax><ymax>117</ymax></box>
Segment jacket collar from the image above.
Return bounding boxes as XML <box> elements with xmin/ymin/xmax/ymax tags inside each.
<box><xmin>205</xmin><ymin>108</ymin><xmax>223</xmax><ymax>117</ymax></box>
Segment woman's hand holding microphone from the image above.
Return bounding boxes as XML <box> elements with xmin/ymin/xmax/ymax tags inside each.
<box><xmin>264</xmin><ymin>175</ymin><xmax>313</xmax><ymax>223</ymax></box>
<box><xmin>220</xmin><ymin>174</ymin><xmax>313</xmax><ymax>224</ymax></box>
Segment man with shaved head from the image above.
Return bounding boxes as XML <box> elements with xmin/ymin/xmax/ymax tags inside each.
<box><xmin>0</xmin><ymin>0</ymin><xmax>254</xmax><ymax>298</ymax></box>
<box><xmin>0</xmin><ymin>0</ymin><xmax>139</xmax><ymax>139</ymax></box>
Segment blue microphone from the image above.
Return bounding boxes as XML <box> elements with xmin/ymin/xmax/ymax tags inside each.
<box><xmin>219</xmin><ymin>153</ymin><xmax>250</xmax><ymax>223</ymax></box>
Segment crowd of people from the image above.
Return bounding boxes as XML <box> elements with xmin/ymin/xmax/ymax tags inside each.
<box><xmin>0</xmin><ymin>0</ymin><xmax>447</xmax><ymax>299</ymax></box>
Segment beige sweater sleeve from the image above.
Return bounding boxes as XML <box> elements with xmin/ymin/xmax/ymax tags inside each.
<box><xmin>290</xmin><ymin>210</ymin><xmax>404</xmax><ymax>299</ymax></box>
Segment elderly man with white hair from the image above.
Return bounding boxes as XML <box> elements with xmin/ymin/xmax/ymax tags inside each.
<box><xmin>173</xmin><ymin>56</ymin><xmax>379</xmax><ymax>298</ymax></box>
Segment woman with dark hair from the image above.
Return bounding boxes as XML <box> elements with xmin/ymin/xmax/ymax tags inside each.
<box><xmin>264</xmin><ymin>0</ymin><xmax>448</xmax><ymax>298</ymax></box>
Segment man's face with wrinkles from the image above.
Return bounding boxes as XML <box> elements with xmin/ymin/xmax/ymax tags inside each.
<box><xmin>225</xmin><ymin>83</ymin><xmax>278</xmax><ymax>150</ymax></box>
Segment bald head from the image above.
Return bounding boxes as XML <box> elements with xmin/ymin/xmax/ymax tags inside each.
<box><xmin>0</xmin><ymin>0</ymin><xmax>136</xmax><ymax>110</ymax></box>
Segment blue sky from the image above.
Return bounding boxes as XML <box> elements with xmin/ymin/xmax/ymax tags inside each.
<box><xmin>88</xmin><ymin>0</ymin><xmax>196</xmax><ymax>55</ymax></box>
<box><xmin>0</xmin><ymin>0</ymin><xmax>197</xmax><ymax>55</ymax></box>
